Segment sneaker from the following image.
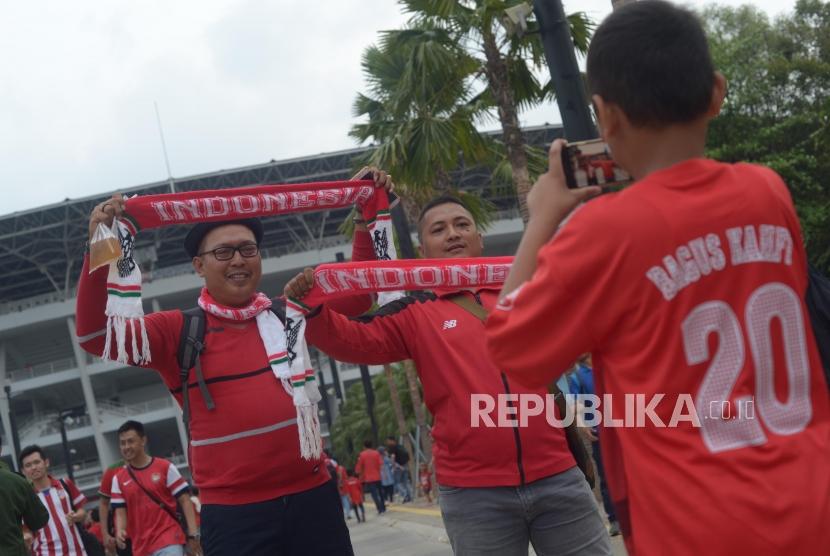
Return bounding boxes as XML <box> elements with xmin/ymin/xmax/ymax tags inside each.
<box><xmin>608</xmin><ymin>521</ymin><xmax>621</xmax><ymax>537</ymax></box>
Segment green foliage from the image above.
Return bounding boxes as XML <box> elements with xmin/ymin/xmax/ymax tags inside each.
<box><xmin>703</xmin><ymin>0</ymin><xmax>830</xmax><ymax>272</ymax></box>
<box><xmin>330</xmin><ymin>364</ymin><xmax>421</xmax><ymax>468</ymax></box>
<box><xmin>351</xmin><ymin>1</ymin><xmax>594</xmax><ymax>215</ymax></box>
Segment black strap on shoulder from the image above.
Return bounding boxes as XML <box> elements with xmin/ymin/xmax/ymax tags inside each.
<box><xmin>125</xmin><ymin>465</ymin><xmax>184</xmax><ymax>531</ymax></box>
<box><xmin>177</xmin><ymin>308</ymin><xmax>213</xmax><ymax>445</ymax></box>
<box><xmin>59</xmin><ymin>478</ymin><xmax>76</xmax><ymax>511</ymax></box>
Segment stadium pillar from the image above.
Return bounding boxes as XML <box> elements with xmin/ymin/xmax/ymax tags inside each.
<box><xmin>66</xmin><ymin>317</ymin><xmax>112</xmax><ymax>468</ymax></box>
<box><xmin>1</xmin><ymin>342</ymin><xmax>20</xmax><ymax>470</ymax></box>
<box><xmin>533</xmin><ymin>0</ymin><xmax>598</xmax><ymax>141</ymax></box>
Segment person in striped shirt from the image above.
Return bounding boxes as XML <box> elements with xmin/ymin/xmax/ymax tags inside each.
<box><xmin>20</xmin><ymin>444</ymin><xmax>88</xmax><ymax>556</ymax></box>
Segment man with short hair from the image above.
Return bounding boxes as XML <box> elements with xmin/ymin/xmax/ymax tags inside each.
<box><xmin>76</xmin><ymin>170</ymin><xmax>392</xmax><ymax>555</ymax></box>
<box><xmin>285</xmin><ymin>196</ymin><xmax>611</xmax><ymax>555</ymax></box>
<box><xmin>0</xmin><ymin>434</ymin><xmax>49</xmax><ymax>556</ymax></box>
<box><xmin>384</xmin><ymin>436</ymin><xmax>411</xmax><ymax>502</ymax></box>
<box><xmin>355</xmin><ymin>440</ymin><xmax>385</xmax><ymax>514</ymax></box>
<box><xmin>19</xmin><ymin>444</ymin><xmax>88</xmax><ymax>556</ymax></box>
<box><xmin>110</xmin><ymin>421</ymin><xmax>198</xmax><ymax>556</ymax></box>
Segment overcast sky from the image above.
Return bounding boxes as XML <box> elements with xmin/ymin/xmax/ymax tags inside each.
<box><xmin>1</xmin><ymin>0</ymin><xmax>796</xmax><ymax>215</ymax></box>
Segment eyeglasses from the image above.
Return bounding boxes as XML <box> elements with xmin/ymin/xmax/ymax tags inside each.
<box><xmin>198</xmin><ymin>243</ymin><xmax>260</xmax><ymax>261</ymax></box>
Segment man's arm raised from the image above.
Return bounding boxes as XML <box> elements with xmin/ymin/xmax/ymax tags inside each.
<box><xmin>284</xmin><ymin>269</ymin><xmax>412</xmax><ymax>365</ymax></box>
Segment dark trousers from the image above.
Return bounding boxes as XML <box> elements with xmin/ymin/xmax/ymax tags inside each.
<box><xmin>592</xmin><ymin>440</ymin><xmax>617</xmax><ymax>523</ymax></box>
<box><xmin>352</xmin><ymin>503</ymin><xmax>365</xmax><ymax>522</ymax></box>
<box><xmin>382</xmin><ymin>484</ymin><xmax>395</xmax><ymax>502</ymax></box>
<box><xmin>201</xmin><ymin>480</ymin><xmax>353</xmax><ymax>556</ymax></box>
<box><xmin>364</xmin><ymin>481</ymin><xmax>386</xmax><ymax>513</ymax></box>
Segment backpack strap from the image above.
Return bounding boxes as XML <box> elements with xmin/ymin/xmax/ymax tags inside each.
<box><xmin>177</xmin><ymin>307</ymin><xmax>213</xmax><ymax>444</ymax></box>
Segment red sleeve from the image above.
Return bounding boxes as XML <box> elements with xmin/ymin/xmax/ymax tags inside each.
<box><xmin>306</xmin><ymin>303</ymin><xmax>412</xmax><ymax>365</ymax></box>
<box><xmin>355</xmin><ymin>453</ymin><xmax>364</xmax><ymax>478</ymax></box>
<box><xmin>326</xmin><ymin>230</ymin><xmax>375</xmax><ymax>316</ymax></box>
<box><xmin>98</xmin><ymin>467</ymin><xmax>115</xmax><ymax>498</ymax></box>
<box><xmin>486</xmin><ymin>207</ymin><xmax>618</xmax><ymax>390</ymax></box>
<box><xmin>64</xmin><ymin>478</ymin><xmax>87</xmax><ymax>508</ymax></box>
<box><xmin>75</xmin><ymin>254</ymin><xmax>183</xmax><ymax>382</ymax></box>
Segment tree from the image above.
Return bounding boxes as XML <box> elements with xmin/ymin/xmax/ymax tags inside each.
<box><xmin>351</xmin><ymin>0</ymin><xmax>593</xmax><ymax>222</ymax></box>
<box><xmin>703</xmin><ymin>0</ymin><xmax>830</xmax><ymax>272</ymax></box>
<box><xmin>330</xmin><ymin>363</ymin><xmax>424</xmax><ymax>469</ymax></box>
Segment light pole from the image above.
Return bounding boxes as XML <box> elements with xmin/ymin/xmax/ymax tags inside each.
<box><xmin>57</xmin><ymin>407</ymin><xmax>86</xmax><ymax>482</ymax></box>
<box><xmin>533</xmin><ymin>0</ymin><xmax>598</xmax><ymax>141</ymax></box>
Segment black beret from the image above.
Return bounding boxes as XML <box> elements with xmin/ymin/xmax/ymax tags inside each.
<box><xmin>184</xmin><ymin>218</ymin><xmax>264</xmax><ymax>258</ymax></box>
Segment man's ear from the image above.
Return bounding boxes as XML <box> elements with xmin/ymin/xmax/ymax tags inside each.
<box><xmin>418</xmin><ymin>243</ymin><xmax>425</xmax><ymax>258</ymax></box>
<box><xmin>708</xmin><ymin>71</ymin><xmax>727</xmax><ymax>118</ymax></box>
<box><xmin>192</xmin><ymin>257</ymin><xmax>205</xmax><ymax>277</ymax></box>
<box><xmin>592</xmin><ymin>94</ymin><xmax>622</xmax><ymax>141</ymax></box>
<box><xmin>477</xmin><ymin>232</ymin><xmax>483</xmax><ymax>252</ymax></box>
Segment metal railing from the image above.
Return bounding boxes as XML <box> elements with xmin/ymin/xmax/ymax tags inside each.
<box><xmin>98</xmin><ymin>398</ymin><xmax>175</xmax><ymax>419</ymax></box>
<box><xmin>9</xmin><ymin>356</ymin><xmax>78</xmax><ymax>382</ymax></box>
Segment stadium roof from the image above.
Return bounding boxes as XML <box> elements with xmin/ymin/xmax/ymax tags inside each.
<box><xmin>0</xmin><ymin>124</ymin><xmax>562</xmax><ymax>307</ymax></box>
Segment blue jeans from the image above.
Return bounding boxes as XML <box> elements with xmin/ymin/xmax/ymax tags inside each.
<box><xmin>591</xmin><ymin>440</ymin><xmax>617</xmax><ymax>523</ymax></box>
<box><xmin>150</xmin><ymin>546</ymin><xmax>184</xmax><ymax>556</ymax></box>
<box><xmin>438</xmin><ymin>467</ymin><xmax>611</xmax><ymax>555</ymax></box>
<box><xmin>364</xmin><ymin>481</ymin><xmax>386</xmax><ymax>513</ymax></box>
<box><xmin>341</xmin><ymin>493</ymin><xmax>352</xmax><ymax>517</ymax></box>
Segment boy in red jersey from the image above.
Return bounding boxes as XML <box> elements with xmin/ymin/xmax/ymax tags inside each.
<box><xmin>487</xmin><ymin>1</ymin><xmax>830</xmax><ymax>555</ymax></box>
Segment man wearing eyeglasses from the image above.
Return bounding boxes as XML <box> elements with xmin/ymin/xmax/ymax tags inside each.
<box><xmin>75</xmin><ymin>169</ymin><xmax>392</xmax><ymax>556</ymax></box>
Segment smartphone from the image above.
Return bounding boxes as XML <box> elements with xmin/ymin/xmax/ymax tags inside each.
<box><xmin>560</xmin><ymin>139</ymin><xmax>633</xmax><ymax>189</ymax></box>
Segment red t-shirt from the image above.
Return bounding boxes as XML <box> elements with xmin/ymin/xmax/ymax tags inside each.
<box><xmin>111</xmin><ymin>458</ymin><xmax>189</xmax><ymax>556</ymax></box>
<box><xmin>487</xmin><ymin>159</ymin><xmax>830</xmax><ymax>555</ymax></box>
<box><xmin>98</xmin><ymin>462</ymin><xmax>124</xmax><ymax>499</ymax></box>
<box><xmin>345</xmin><ymin>477</ymin><xmax>363</xmax><ymax>505</ymax></box>
<box><xmin>355</xmin><ymin>449</ymin><xmax>383</xmax><ymax>483</ymax></box>
<box><xmin>32</xmin><ymin>476</ymin><xmax>87</xmax><ymax>556</ymax></box>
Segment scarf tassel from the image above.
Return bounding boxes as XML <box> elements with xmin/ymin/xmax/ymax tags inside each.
<box><xmin>102</xmin><ymin>315</ymin><xmax>151</xmax><ymax>366</ymax></box>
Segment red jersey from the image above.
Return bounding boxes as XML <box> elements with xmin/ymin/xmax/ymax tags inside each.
<box><xmin>344</xmin><ymin>477</ymin><xmax>363</xmax><ymax>505</ymax></box>
<box><xmin>98</xmin><ymin>462</ymin><xmax>124</xmax><ymax>499</ymax></box>
<box><xmin>111</xmin><ymin>458</ymin><xmax>189</xmax><ymax>556</ymax></box>
<box><xmin>306</xmin><ymin>288</ymin><xmax>574</xmax><ymax>488</ymax></box>
<box><xmin>76</xmin><ymin>232</ymin><xmax>375</xmax><ymax>505</ymax></box>
<box><xmin>355</xmin><ymin>449</ymin><xmax>383</xmax><ymax>483</ymax></box>
<box><xmin>336</xmin><ymin>465</ymin><xmax>349</xmax><ymax>496</ymax></box>
<box><xmin>487</xmin><ymin>159</ymin><xmax>830</xmax><ymax>555</ymax></box>
<box><xmin>32</xmin><ymin>476</ymin><xmax>87</xmax><ymax>556</ymax></box>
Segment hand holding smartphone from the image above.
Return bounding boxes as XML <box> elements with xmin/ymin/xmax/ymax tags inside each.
<box><xmin>559</xmin><ymin>139</ymin><xmax>633</xmax><ymax>189</ymax></box>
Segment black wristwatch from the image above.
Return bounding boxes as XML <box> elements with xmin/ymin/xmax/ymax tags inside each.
<box><xmin>187</xmin><ymin>532</ymin><xmax>201</xmax><ymax>541</ymax></box>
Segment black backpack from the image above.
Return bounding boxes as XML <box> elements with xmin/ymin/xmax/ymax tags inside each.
<box><xmin>175</xmin><ymin>305</ymin><xmax>286</xmax><ymax>442</ymax></box>
<box><xmin>807</xmin><ymin>265</ymin><xmax>830</xmax><ymax>388</ymax></box>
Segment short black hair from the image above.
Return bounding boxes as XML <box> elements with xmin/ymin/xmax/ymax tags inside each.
<box><xmin>117</xmin><ymin>420</ymin><xmax>145</xmax><ymax>437</ymax></box>
<box><xmin>19</xmin><ymin>445</ymin><xmax>46</xmax><ymax>466</ymax></box>
<box><xmin>90</xmin><ymin>508</ymin><xmax>100</xmax><ymax>522</ymax></box>
<box><xmin>587</xmin><ymin>0</ymin><xmax>715</xmax><ymax>128</ymax></box>
<box><xmin>363</xmin><ymin>439</ymin><xmax>374</xmax><ymax>448</ymax></box>
<box><xmin>386</xmin><ymin>436</ymin><xmax>397</xmax><ymax>443</ymax></box>
<box><xmin>417</xmin><ymin>196</ymin><xmax>471</xmax><ymax>227</ymax></box>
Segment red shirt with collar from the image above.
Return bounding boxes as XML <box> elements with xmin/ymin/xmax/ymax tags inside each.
<box><xmin>111</xmin><ymin>457</ymin><xmax>188</xmax><ymax>556</ymax></box>
<box><xmin>486</xmin><ymin>160</ymin><xmax>830</xmax><ymax>555</ymax></box>
<box><xmin>32</xmin><ymin>476</ymin><xmax>87</xmax><ymax>556</ymax></box>
<box><xmin>306</xmin><ymin>287</ymin><xmax>575</xmax><ymax>488</ymax></box>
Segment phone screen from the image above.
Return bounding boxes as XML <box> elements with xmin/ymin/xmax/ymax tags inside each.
<box><xmin>560</xmin><ymin>139</ymin><xmax>633</xmax><ymax>189</ymax></box>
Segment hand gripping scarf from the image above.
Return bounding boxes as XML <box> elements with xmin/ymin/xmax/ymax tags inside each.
<box><xmin>283</xmin><ymin>255</ymin><xmax>515</xmax><ymax>401</ymax></box>
<box><xmin>101</xmin><ymin>179</ymin><xmax>377</xmax><ymax>367</ymax></box>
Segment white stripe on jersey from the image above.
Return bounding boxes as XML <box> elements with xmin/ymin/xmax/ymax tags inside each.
<box><xmin>34</xmin><ymin>485</ymin><xmax>87</xmax><ymax>556</ymax></box>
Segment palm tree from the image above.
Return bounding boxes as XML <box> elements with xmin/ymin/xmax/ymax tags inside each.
<box><xmin>352</xmin><ymin>0</ymin><xmax>593</xmax><ymax>222</ymax></box>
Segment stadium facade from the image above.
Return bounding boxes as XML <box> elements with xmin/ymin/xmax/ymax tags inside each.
<box><xmin>0</xmin><ymin>124</ymin><xmax>562</xmax><ymax>499</ymax></box>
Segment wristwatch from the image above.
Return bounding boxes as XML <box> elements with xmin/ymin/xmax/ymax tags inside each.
<box><xmin>187</xmin><ymin>532</ymin><xmax>201</xmax><ymax>541</ymax></box>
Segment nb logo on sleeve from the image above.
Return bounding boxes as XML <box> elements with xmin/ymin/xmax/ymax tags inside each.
<box><xmin>442</xmin><ymin>320</ymin><xmax>457</xmax><ymax>330</ymax></box>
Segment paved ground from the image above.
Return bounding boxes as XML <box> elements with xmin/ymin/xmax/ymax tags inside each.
<box><xmin>352</xmin><ymin>501</ymin><xmax>628</xmax><ymax>555</ymax></box>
